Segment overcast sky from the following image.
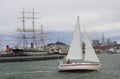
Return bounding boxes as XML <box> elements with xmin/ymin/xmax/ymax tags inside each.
<box><xmin>0</xmin><ymin>0</ymin><xmax>120</xmax><ymax>39</ymax></box>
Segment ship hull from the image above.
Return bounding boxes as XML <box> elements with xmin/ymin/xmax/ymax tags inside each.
<box><xmin>12</xmin><ymin>48</ymin><xmax>48</xmax><ymax>56</ymax></box>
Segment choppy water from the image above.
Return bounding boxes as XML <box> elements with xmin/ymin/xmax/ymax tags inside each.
<box><xmin>0</xmin><ymin>54</ymin><xmax>120</xmax><ymax>79</ymax></box>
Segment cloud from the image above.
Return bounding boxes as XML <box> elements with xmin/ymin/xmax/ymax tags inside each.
<box><xmin>0</xmin><ymin>0</ymin><xmax>120</xmax><ymax>42</ymax></box>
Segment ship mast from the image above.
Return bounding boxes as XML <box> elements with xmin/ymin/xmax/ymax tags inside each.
<box><xmin>32</xmin><ymin>8</ymin><xmax>35</xmax><ymax>48</ymax></box>
<box><xmin>25</xmin><ymin>8</ymin><xmax>40</xmax><ymax>49</ymax></box>
<box><xmin>19</xmin><ymin>8</ymin><xmax>27</xmax><ymax>48</ymax></box>
<box><xmin>40</xmin><ymin>25</ymin><xmax>45</xmax><ymax>48</ymax></box>
<box><xmin>22</xmin><ymin>8</ymin><xmax>25</xmax><ymax>48</ymax></box>
<box><xmin>18</xmin><ymin>8</ymin><xmax>49</xmax><ymax>49</ymax></box>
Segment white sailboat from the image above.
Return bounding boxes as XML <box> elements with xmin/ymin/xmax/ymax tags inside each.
<box><xmin>58</xmin><ymin>16</ymin><xmax>101</xmax><ymax>71</ymax></box>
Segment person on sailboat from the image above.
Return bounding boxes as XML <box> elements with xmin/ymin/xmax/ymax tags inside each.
<box><xmin>66</xmin><ymin>59</ymin><xmax>71</xmax><ymax>64</ymax></box>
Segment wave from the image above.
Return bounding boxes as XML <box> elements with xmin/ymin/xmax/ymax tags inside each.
<box><xmin>0</xmin><ymin>70</ymin><xmax>53</xmax><ymax>76</ymax></box>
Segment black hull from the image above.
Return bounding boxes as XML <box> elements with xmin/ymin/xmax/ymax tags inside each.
<box><xmin>12</xmin><ymin>48</ymin><xmax>48</xmax><ymax>56</ymax></box>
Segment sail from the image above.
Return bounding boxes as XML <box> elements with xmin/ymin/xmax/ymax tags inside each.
<box><xmin>84</xmin><ymin>29</ymin><xmax>100</xmax><ymax>62</ymax></box>
<box><xmin>66</xmin><ymin>16</ymin><xmax>83</xmax><ymax>60</ymax></box>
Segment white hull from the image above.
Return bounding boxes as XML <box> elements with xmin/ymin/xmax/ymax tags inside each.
<box><xmin>58</xmin><ymin>63</ymin><xmax>101</xmax><ymax>71</ymax></box>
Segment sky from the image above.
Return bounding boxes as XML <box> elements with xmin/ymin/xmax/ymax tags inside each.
<box><xmin>0</xmin><ymin>0</ymin><xmax>120</xmax><ymax>42</ymax></box>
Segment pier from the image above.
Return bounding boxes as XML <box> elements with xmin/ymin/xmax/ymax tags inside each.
<box><xmin>0</xmin><ymin>55</ymin><xmax>64</xmax><ymax>63</ymax></box>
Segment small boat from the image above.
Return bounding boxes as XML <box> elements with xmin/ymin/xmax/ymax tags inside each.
<box><xmin>58</xmin><ymin>16</ymin><xmax>101</xmax><ymax>71</ymax></box>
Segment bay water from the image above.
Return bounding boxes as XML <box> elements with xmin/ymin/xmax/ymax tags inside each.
<box><xmin>0</xmin><ymin>54</ymin><xmax>120</xmax><ymax>79</ymax></box>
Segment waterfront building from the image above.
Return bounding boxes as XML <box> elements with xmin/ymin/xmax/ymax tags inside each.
<box><xmin>101</xmin><ymin>33</ymin><xmax>105</xmax><ymax>46</ymax></box>
<box><xmin>92</xmin><ymin>40</ymin><xmax>100</xmax><ymax>46</ymax></box>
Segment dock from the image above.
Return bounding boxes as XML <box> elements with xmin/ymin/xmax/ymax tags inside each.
<box><xmin>0</xmin><ymin>55</ymin><xmax>64</xmax><ymax>63</ymax></box>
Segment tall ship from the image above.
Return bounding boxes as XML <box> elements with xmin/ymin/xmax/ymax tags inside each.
<box><xmin>12</xmin><ymin>8</ymin><xmax>49</xmax><ymax>56</ymax></box>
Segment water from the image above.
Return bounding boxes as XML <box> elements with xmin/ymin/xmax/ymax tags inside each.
<box><xmin>0</xmin><ymin>54</ymin><xmax>120</xmax><ymax>79</ymax></box>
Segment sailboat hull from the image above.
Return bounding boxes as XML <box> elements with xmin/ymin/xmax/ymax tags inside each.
<box><xmin>58</xmin><ymin>63</ymin><xmax>101</xmax><ymax>71</ymax></box>
<box><xmin>57</xmin><ymin>16</ymin><xmax>101</xmax><ymax>71</ymax></box>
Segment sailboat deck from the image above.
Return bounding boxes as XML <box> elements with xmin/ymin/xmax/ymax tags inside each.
<box><xmin>60</xmin><ymin>63</ymin><xmax>100</xmax><ymax>66</ymax></box>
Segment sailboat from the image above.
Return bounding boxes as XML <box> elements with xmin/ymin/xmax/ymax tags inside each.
<box><xmin>58</xmin><ymin>16</ymin><xmax>101</xmax><ymax>71</ymax></box>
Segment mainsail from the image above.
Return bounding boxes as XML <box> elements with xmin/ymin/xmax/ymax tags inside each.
<box><xmin>66</xmin><ymin>16</ymin><xmax>83</xmax><ymax>60</ymax></box>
